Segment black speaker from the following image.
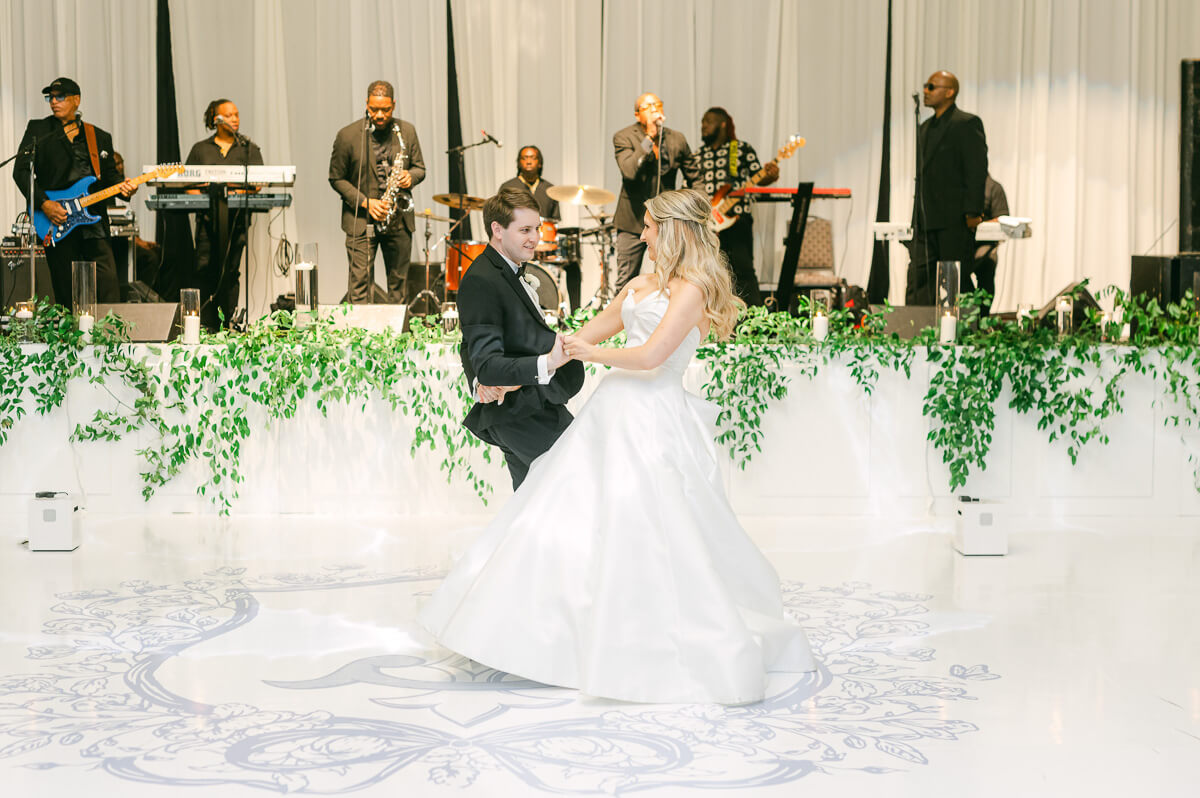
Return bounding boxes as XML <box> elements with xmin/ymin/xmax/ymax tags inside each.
<box><xmin>1131</xmin><ymin>255</ymin><xmax>1175</xmax><ymax>306</ymax></box>
<box><xmin>96</xmin><ymin>302</ymin><xmax>181</xmax><ymax>341</ymax></box>
<box><xmin>1</xmin><ymin>248</ymin><xmax>54</xmax><ymax>308</ymax></box>
<box><xmin>1131</xmin><ymin>254</ymin><xmax>1200</xmax><ymax>305</ymax></box>
<box><xmin>1036</xmin><ymin>282</ymin><xmax>1101</xmax><ymax>328</ymax></box>
<box><xmin>1182</xmin><ymin>59</ymin><xmax>1200</xmax><ymax>252</ymax></box>
<box><xmin>872</xmin><ymin>305</ymin><xmax>936</xmax><ymax>339</ymax></box>
<box><xmin>338</xmin><ymin>282</ymin><xmax>390</xmax><ymax>304</ymax></box>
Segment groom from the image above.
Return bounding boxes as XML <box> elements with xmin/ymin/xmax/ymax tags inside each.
<box><xmin>457</xmin><ymin>187</ymin><xmax>583</xmax><ymax>488</ymax></box>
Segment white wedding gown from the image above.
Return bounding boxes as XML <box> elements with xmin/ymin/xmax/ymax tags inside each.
<box><xmin>418</xmin><ymin>288</ymin><xmax>815</xmax><ymax>704</ymax></box>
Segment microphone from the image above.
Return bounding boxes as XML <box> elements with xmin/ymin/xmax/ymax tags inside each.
<box><xmin>482</xmin><ymin>129</ymin><xmax>502</xmax><ymax>148</ymax></box>
<box><xmin>912</xmin><ymin>92</ymin><xmax>920</xmax><ymax>105</ymax></box>
<box><xmin>217</xmin><ymin>115</ymin><xmax>249</xmax><ymax>145</ymax></box>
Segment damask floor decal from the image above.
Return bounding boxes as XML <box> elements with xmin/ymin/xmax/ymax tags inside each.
<box><xmin>4</xmin><ymin>515</ymin><xmax>1195</xmax><ymax>797</ymax></box>
<box><xmin>0</xmin><ymin>563</ymin><xmax>998</xmax><ymax>795</ymax></box>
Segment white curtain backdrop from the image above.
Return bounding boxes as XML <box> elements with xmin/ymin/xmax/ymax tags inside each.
<box><xmin>2</xmin><ymin>0</ymin><xmax>1199</xmax><ymax>316</ymax></box>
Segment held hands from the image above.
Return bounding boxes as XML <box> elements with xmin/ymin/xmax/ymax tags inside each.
<box><xmin>561</xmin><ymin>334</ymin><xmax>596</xmax><ymax>363</ymax></box>
<box><xmin>546</xmin><ymin>333</ymin><xmax>571</xmax><ymax>370</ymax></box>
<box><xmin>477</xmin><ymin>384</ymin><xmax>519</xmax><ymax>404</ymax></box>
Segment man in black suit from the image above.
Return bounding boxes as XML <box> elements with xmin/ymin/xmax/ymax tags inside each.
<box><xmin>907</xmin><ymin>70</ymin><xmax>988</xmax><ymax>306</ymax></box>
<box><xmin>458</xmin><ymin>187</ymin><xmax>582</xmax><ymax>489</ymax></box>
<box><xmin>612</xmin><ymin>93</ymin><xmax>695</xmax><ymax>295</ymax></box>
<box><xmin>499</xmin><ymin>145</ymin><xmax>581</xmax><ymax>311</ymax></box>
<box><xmin>328</xmin><ymin>80</ymin><xmax>425</xmax><ymax>304</ymax></box>
<box><xmin>13</xmin><ymin>77</ymin><xmax>137</xmax><ymax>306</ymax></box>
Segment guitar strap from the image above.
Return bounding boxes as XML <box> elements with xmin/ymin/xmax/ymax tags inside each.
<box><xmin>83</xmin><ymin>123</ymin><xmax>102</xmax><ymax>180</ymax></box>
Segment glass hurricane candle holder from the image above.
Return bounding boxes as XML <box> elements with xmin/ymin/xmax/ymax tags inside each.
<box><xmin>1055</xmin><ymin>295</ymin><xmax>1074</xmax><ymax>337</ymax></box>
<box><xmin>294</xmin><ymin>243</ymin><xmax>319</xmax><ymax>325</ymax></box>
<box><xmin>440</xmin><ymin>302</ymin><xmax>460</xmax><ymax>334</ymax></box>
<box><xmin>936</xmin><ymin>261</ymin><xmax>960</xmax><ymax>343</ymax></box>
<box><xmin>180</xmin><ymin>288</ymin><xmax>201</xmax><ymax>344</ymax></box>
<box><xmin>810</xmin><ymin>289</ymin><xmax>833</xmax><ymax>342</ymax></box>
<box><xmin>72</xmin><ymin>260</ymin><xmax>96</xmax><ymax>336</ymax></box>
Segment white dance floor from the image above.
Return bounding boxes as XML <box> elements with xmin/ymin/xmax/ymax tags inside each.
<box><xmin>0</xmin><ymin>511</ymin><xmax>1196</xmax><ymax>797</ymax></box>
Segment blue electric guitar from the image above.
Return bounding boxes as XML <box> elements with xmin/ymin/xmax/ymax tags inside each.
<box><xmin>32</xmin><ymin>163</ymin><xmax>183</xmax><ymax>246</ymax></box>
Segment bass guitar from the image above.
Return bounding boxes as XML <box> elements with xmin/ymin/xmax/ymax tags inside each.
<box><xmin>33</xmin><ymin>163</ymin><xmax>184</xmax><ymax>246</ymax></box>
<box><xmin>708</xmin><ymin>135</ymin><xmax>805</xmax><ymax>232</ymax></box>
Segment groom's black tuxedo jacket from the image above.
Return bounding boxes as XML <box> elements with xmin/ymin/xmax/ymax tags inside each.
<box><xmin>458</xmin><ymin>244</ymin><xmax>584</xmax><ymax>436</ymax></box>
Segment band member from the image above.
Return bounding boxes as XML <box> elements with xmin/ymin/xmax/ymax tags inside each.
<box><xmin>329</xmin><ymin>80</ymin><xmax>426</xmax><ymax>304</ymax></box>
<box><xmin>689</xmin><ymin>107</ymin><xmax>778</xmax><ymax>306</ymax></box>
<box><xmin>499</xmin><ymin>145</ymin><xmax>581</xmax><ymax>310</ymax></box>
<box><xmin>972</xmin><ymin>173</ymin><xmax>1009</xmax><ymax>314</ymax></box>
<box><xmin>908</xmin><ymin>70</ymin><xmax>988</xmax><ymax>306</ymax></box>
<box><xmin>185</xmin><ymin>99</ymin><xmax>264</xmax><ymax>329</ymax></box>
<box><xmin>12</xmin><ymin>77</ymin><xmax>137</xmax><ymax>306</ymax></box>
<box><xmin>612</xmin><ymin>92</ymin><xmax>695</xmax><ymax>296</ymax></box>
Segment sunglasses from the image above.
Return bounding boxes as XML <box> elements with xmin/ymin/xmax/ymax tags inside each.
<box><xmin>44</xmin><ymin>94</ymin><xmax>68</xmax><ymax>102</ymax></box>
<box><xmin>637</xmin><ymin>100</ymin><xmax>664</xmax><ymax>112</ymax></box>
<box><xmin>924</xmin><ymin>83</ymin><xmax>951</xmax><ymax>91</ymax></box>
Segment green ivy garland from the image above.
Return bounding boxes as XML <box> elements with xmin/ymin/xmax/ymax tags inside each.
<box><xmin>3</xmin><ymin>284</ymin><xmax>1200</xmax><ymax>513</ymax></box>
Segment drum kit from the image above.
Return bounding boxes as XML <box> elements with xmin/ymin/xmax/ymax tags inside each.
<box><xmin>408</xmin><ymin>184</ymin><xmax>619</xmax><ymax>321</ymax></box>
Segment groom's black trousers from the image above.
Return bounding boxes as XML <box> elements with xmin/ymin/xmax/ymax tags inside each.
<box><xmin>478</xmin><ymin>405</ymin><xmax>573</xmax><ymax>490</ymax></box>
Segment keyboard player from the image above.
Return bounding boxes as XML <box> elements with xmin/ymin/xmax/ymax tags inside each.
<box><xmin>185</xmin><ymin>98</ymin><xmax>263</xmax><ymax>330</ymax></box>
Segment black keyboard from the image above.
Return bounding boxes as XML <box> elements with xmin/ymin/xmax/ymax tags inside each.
<box><xmin>145</xmin><ymin>193</ymin><xmax>293</xmax><ymax>211</ymax></box>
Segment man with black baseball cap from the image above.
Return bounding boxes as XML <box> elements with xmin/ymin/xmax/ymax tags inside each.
<box><xmin>12</xmin><ymin>77</ymin><xmax>137</xmax><ymax>306</ymax></box>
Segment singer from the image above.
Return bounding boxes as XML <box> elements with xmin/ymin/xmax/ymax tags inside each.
<box><xmin>12</xmin><ymin>76</ymin><xmax>137</xmax><ymax>307</ymax></box>
<box><xmin>328</xmin><ymin>80</ymin><xmax>426</xmax><ymax>305</ymax></box>
<box><xmin>612</xmin><ymin>92</ymin><xmax>694</xmax><ymax>295</ymax></box>
<box><xmin>907</xmin><ymin>70</ymin><xmax>988</xmax><ymax>308</ymax></box>
<box><xmin>185</xmin><ymin>99</ymin><xmax>264</xmax><ymax>330</ymax></box>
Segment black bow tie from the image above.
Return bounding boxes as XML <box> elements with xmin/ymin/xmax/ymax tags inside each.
<box><xmin>514</xmin><ymin>263</ymin><xmax>526</xmax><ymax>278</ymax></box>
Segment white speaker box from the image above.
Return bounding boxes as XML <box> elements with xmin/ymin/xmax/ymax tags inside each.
<box><xmin>954</xmin><ymin>499</ymin><xmax>1007</xmax><ymax>556</ymax></box>
<box><xmin>28</xmin><ymin>494</ymin><xmax>82</xmax><ymax>551</ymax></box>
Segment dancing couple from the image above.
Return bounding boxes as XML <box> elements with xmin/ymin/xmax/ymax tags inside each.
<box><xmin>419</xmin><ymin>186</ymin><xmax>814</xmax><ymax>705</ymax></box>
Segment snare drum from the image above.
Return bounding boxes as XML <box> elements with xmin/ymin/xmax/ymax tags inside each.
<box><xmin>445</xmin><ymin>240</ymin><xmax>486</xmax><ymax>291</ymax></box>
<box><xmin>536</xmin><ymin>218</ymin><xmax>558</xmax><ymax>252</ymax></box>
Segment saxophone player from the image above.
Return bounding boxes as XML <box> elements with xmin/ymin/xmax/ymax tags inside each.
<box><xmin>329</xmin><ymin>80</ymin><xmax>426</xmax><ymax>304</ymax></box>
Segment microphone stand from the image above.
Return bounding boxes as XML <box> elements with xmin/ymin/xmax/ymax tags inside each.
<box><xmin>913</xmin><ymin>93</ymin><xmax>932</xmax><ymax>304</ymax></box>
<box><xmin>444</xmin><ymin>134</ymin><xmax>490</xmax><ymax>242</ymax></box>
<box><xmin>1</xmin><ymin>136</ymin><xmax>47</xmax><ymax>305</ymax></box>
<box><xmin>655</xmin><ymin>119</ymin><xmax>665</xmax><ymax>198</ymax></box>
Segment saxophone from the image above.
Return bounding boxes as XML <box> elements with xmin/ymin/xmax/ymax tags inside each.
<box><xmin>379</xmin><ymin>123</ymin><xmax>413</xmax><ymax>231</ymax></box>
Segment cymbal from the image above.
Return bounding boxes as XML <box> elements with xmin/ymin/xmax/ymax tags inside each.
<box><xmin>433</xmin><ymin>192</ymin><xmax>485</xmax><ymax>211</ymax></box>
<box><xmin>414</xmin><ymin>208</ymin><xmax>454</xmax><ymax>223</ymax></box>
<box><xmin>546</xmin><ymin>184</ymin><xmax>616</xmax><ymax>205</ymax></box>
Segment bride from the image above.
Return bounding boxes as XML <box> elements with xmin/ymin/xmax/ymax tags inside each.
<box><xmin>419</xmin><ymin>188</ymin><xmax>814</xmax><ymax>705</ymax></box>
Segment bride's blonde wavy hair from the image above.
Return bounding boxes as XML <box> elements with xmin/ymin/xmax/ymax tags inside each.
<box><xmin>644</xmin><ymin>188</ymin><xmax>744</xmax><ymax>340</ymax></box>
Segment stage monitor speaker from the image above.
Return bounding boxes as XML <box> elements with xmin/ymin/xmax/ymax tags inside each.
<box><xmin>1182</xmin><ymin>59</ymin><xmax>1200</xmax><ymax>252</ymax></box>
<box><xmin>97</xmin><ymin>302</ymin><xmax>181</xmax><ymax>342</ymax></box>
<box><xmin>1036</xmin><ymin>282</ymin><xmax>1101</xmax><ymax>328</ymax></box>
<box><xmin>318</xmin><ymin>303</ymin><xmax>409</xmax><ymax>334</ymax></box>
<box><xmin>1</xmin><ymin>251</ymin><xmax>53</xmax><ymax>308</ymax></box>
<box><xmin>1130</xmin><ymin>254</ymin><xmax>1200</xmax><ymax>305</ymax></box>
<box><xmin>872</xmin><ymin>305</ymin><xmax>936</xmax><ymax>339</ymax></box>
<box><xmin>1130</xmin><ymin>255</ymin><xmax>1175</xmax><ymax>306</ymax></box>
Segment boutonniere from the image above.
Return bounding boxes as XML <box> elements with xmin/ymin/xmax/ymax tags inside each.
<box><xmin>521</xmin><ymin>272</ymin><xmax>541</xmax><ymax>294</ymax></box>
